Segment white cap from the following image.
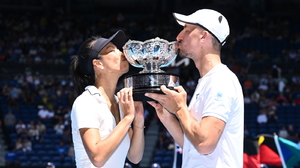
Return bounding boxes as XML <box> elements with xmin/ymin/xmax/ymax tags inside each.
<box><xmin>173</xmin><ymin>9</ymin><xmax>230</xmax><ymax>46</ymax></box>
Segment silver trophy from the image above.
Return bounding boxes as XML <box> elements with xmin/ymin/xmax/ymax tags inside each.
<box><xmin>123</xmin><ymin>37</ymin><xmax>179</xmax><ymax>93</ymax></box>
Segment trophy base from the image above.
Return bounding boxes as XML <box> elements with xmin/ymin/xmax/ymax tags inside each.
<box><xmin>132</xmin><ymin>86</ymin><xmax>176</xmax><ymax>94</ymax></box>
<box><xmin>124</xmin><ymin>73</ymin><xmax>179</xmax><ymax>101</ymax></box>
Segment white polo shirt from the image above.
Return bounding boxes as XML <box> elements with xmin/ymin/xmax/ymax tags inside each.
<box><xmin>71</xmin><ymin>86</ymin><xmax>130</xmax><ymax>168</ymax></box>
<box><xmin>182</xmin><ymin>64</ymin><xmax>244</xmax><ymax>168</ymax></box>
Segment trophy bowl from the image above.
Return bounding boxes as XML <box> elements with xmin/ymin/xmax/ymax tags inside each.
<box><xmin>123</xmin><ymin>37</ymin><xmax>180</xmax><ymax>94</ymax></box>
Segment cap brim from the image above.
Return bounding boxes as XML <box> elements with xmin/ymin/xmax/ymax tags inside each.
<box><xmin>173</xmin><ymin>13</ymin><xmax>197</xmax><ymax>26</ymax></box>
<box><xmin>108</xmin><ymin>30</ymin><xmax>126</xmax><ymax>50</ymax></box>
<box><xmin>92</xmin><ymin>30</ymin><xmax>126</xmax><ymax>53</ymax></box>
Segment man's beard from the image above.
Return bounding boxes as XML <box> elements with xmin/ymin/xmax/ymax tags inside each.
<box><xmin>178</xmin><ymin>49</ymin><xmax>189</xmax><ymax>58</ymax></box>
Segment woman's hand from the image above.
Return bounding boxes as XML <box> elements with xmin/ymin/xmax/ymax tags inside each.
<box><xmin>117</xmin><ymin>87</ymin><xmax>135</xmax><ymax>121</ymax></box>
<box><xmin>133</xmin><ymin>101</ymin><xmax>144</xmax><ymax>127</ymax></box>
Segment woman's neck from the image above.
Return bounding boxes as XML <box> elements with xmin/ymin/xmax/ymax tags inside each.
<box><xmin>95</xmin><ymin>79</ymin><xmax>120</xmax><ymax>123</ymax></box>
<box><xmin>95</xmin><ymin>75</ymin><xmax>118</xmax><ymax>99</ymax></box>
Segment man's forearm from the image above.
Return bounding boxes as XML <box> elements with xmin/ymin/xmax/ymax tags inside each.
<box><xmin>161</xmin><ymin>110</ymin><xmax>184</xmax><ymax>148</ymax></box>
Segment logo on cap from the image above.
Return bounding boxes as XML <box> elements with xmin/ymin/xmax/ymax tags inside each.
<box><xmin>218</xmin><ymin>16</ymin><xmax>223</xmax><ymax>23</ymax></box>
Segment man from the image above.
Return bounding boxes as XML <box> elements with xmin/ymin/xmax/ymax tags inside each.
<box><xmin>4</xmin><ymin>111</ymin><xmax>16</xmax><ymax>135</ymax></box>
<box><xmin>146</xmin><ymin>9</ymin><xmax>244</xmax><ymax>168</ymax></box>
<box><xmin>5</xmin><ymin>145</ymin><xmax>19</xmax><ymax>168</ymax></box>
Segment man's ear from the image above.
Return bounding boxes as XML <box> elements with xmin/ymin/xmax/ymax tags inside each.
<box><xmin>200</xmin><ymin>30</ymin><xmax>208</xmax><ymax>40</ymax></box>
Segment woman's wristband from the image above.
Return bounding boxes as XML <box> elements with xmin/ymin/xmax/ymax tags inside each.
<box><xmin>134</xmin><ymin>125</ymin><xmax>145</xmax><ymax>129</ymax></box>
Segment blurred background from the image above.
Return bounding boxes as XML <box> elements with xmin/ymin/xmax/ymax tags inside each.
<box><xmin>0</xmin><ymin>0</ymin><xmax>300</xmax><ymax>168</ymax></box>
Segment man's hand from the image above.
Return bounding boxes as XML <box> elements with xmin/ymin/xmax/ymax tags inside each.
<box><xmin>147</xmin><ymin>100</ymin><xmax>174</xmax><ymax>121</ymax></box>
<box><xmin>145</xmin><ymin>85</ymin><xmax>187</xmax><ymax>114</ymax></box>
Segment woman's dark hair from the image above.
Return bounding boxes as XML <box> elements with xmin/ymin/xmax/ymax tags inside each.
<box><xmin>69</xmin><ymin>36</ymin><xmax>100</xmax><ymax>94</ymax></box>
<box><xmin>70</xmin><ymin>30</ymin><xmax>126</xmax><ymax>94</ymax></box>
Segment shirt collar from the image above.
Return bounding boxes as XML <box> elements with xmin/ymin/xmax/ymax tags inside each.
<box><xmin>84</xmin><ymin>85</ymin><xmax>119</xmax><ymax>103</ymax></box>
<box><xmin>85</xmin><ymin>85</ymin><xmax>101</xmax><ymax>97</ymax></box>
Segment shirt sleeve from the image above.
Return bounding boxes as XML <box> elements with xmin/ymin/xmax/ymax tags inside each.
<box><xmin>72</xmin><ymin>95</ymin><xmax>104</xmax><ymax>129</ymax></box>
<box><xmin>202</xmin><ymin>78</ymin><xmax>233</xmax><ymax>123</ymax></box>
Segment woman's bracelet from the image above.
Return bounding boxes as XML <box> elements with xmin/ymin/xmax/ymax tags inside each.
<box><xmin>134</xmin><ymin>125</ymin><xmax>145</xmax><ymax>129</ymax></box>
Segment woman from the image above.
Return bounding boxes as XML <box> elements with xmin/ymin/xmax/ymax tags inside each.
<box><xmin>70</xmin><ymin>30</ymin><xmax>145</xmax><ymax>168</ymax></box>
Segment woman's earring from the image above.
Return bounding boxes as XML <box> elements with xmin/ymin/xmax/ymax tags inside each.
<box><xmin>101</xmin><ymin>67</ymin><xmax>104</xmax><ymax>70</ymax></box>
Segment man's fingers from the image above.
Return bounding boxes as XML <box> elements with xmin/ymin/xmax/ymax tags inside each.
<box><xmin>145</xmin><ymin>85</ymin><xmax>173</xmax><ymax>101</ymax></box>
<box><xmin>161</xmin><ymin>85</ymin><xmax>184</xmax><ymax>95</ymax></box>
<box><xmin>160</xmin><ymin>85</ymin><xmax>173</xmax><ymax>95</ymax></box>
<box><xmin>174</xmin><ymin>85</ymin><xmax>185</xmax><ymax>93</ymax></box>
<box><xmin>147</xmin><ymin>101</ymin><xmax>162</xmax><ymax>109</ymax></box>
<box><xmin>144</xmin><ymin>92</ymin><xmax>164</xmax><ymax>102</ymax></box>
<box><xmin>147</xmin><ymin>101</ymin><xmax>157</xmax><ymax>108</ymax></box>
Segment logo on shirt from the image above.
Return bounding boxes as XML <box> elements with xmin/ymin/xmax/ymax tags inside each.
<box><xmin>215</xmin><ymin>92</ymin><xmax>223</xmax><ymax>101</ymax></box>
<box><xmin>196</xmin><ymin>93</ymin><xmax>200</xmax><ymax>99</ymax></box>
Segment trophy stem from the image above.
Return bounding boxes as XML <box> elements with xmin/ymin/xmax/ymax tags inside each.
<box><xmin>141</xmin><ymin>62</ymin><xmax>165</xmax><ymax>73</ymax></box>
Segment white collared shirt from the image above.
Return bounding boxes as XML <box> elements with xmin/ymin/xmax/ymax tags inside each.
<box><xmin>71</xmin><ymin>86</ymin><xmax>130</xmax><ymax>168</ymax></box>
<box><xmin>182</xmin><ymin>64</ymin><xmax>244</xmax><ymax>168</ymax></box>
